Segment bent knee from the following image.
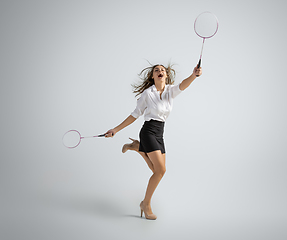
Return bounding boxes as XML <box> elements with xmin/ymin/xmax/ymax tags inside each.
<box><xmin>155</xmin><ymin>167</ymin><xmax>166</xmax><ymax>177</ymax></box>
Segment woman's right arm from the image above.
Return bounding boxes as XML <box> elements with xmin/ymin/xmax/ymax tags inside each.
<box><xmin>105</xmin><ymin>115</ymin><xmax>137</xmax><ymax>138</ymax></box>
<box><xmin>106</xmin><ymin>91</ymin><xmax>147</xmax><ymax>138</ymax></box>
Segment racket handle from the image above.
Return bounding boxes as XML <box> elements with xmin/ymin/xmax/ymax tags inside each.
<box><xmin>100</xmin><ymin>133</ymin><xmax>114</xmax><ymax>137</ymax></box>
<box><xmin>197</xmin><ymin>59</ymin><xmax>201</xmax><ymax>68</ymax></box>
<box><xmin>196</xmin><ymin>59</ymin><xmax>201</xmax><ymax>77</ymax></box>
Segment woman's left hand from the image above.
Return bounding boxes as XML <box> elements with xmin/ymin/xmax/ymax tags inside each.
<box><xmin>193</xmin><ymin>66</ymin><xmax>202</xmax><ymax>77</ymax></box>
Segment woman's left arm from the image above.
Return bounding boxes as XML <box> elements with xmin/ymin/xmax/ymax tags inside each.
<box><xmin>179</xmin><ymin>66</ymin><xmax>202</xmax><ymax>91</ymax></box>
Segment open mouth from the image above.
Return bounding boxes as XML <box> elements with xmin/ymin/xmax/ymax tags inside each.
<box><xmin>158</xmin><ymin>74</ymin><xmax>163</xmax><ymax>78</ymax></box>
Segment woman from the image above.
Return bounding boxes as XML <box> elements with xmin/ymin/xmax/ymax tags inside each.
<box><xmin>105</xmin><ymin>64</ymin><xmax>202</xmax><ymax>220</ymax></box>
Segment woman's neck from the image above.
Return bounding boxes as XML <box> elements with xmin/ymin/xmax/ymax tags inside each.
<box><xmin>154</xmin><ymin>81</ymin><xmax>165</xmax><ymax>93</ymax></box>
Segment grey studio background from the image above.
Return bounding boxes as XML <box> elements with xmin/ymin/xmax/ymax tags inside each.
<box><xmin>1</xmin><ymin>0</ymin><xmax>286</xmax><ymax>239</ymax></box>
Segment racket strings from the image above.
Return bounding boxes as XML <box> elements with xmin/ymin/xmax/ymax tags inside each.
<box><xmin>194</xmin><ymin>12</ymin><xmax>219</xmax><ymax>39</ymax></box>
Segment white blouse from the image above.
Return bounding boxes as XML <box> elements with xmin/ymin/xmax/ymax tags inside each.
<box><xmin>131</xmin><ymin>84</ymin><xmax>182</xmax><ymax>122</ymax></box>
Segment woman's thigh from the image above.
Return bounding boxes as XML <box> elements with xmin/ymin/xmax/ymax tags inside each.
<box><xmin>146</xmin><ymin>150</ymin><xmax>166</xmax><ymax>173</ymax></box>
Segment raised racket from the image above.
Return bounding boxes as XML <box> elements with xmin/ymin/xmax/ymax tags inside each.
<box><xmin>194</xmin><ymin>11</ymin><xmax>219</xmax><ymax>76</ymax></box>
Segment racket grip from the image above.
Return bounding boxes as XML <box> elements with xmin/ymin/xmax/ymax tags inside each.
<box><xmin>196</xmin><ymin>59</ymin><xmax>201</xmax><ymax>77</ymax></box>
<box><xmin>197</xmin><ymin>59</ymin><xmax>201</xmax><ymax>68</ymax></box>
<box><xmin>101</xmin><ymin>133</ymin><xmax>114</xmax><ymax>137</ymax></box>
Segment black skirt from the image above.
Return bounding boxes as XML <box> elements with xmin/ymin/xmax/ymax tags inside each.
<box><xmin>139</xmin><ymin>119</ymin><xmax>165</xmax><ymax>154</ymax></box>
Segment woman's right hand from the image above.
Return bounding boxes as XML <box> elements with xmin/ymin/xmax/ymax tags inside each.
<box><xmin>105</xmin><ymin>129</ymin><xmax>116</xmax><ymax>138</ymax></box>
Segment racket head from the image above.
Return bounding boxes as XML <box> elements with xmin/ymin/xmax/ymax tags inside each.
<box><xmin>194</xmin><ymin>11</ymin><xmax>219</xmax><ymax>39</ymax></box>
<box><xmin>62</xmin><ymin>130</ymin><xmax>82</xmax><ymax>148</ymax></box>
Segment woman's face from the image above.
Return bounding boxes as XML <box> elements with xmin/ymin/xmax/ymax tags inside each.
<box><xmin>152</xmin><ymin>65</ymin><xmax>167</xmax><ymax>83</ymax></box>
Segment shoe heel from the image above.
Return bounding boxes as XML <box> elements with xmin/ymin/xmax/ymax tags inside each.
<box><xmin>141</xmin><ymin>208</ymin><xmax>143</xmax><ymax>217</ymax></box>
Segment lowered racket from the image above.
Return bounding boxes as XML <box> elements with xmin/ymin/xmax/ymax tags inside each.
<box><xmin>62</xmin><ymin>130</ymin><xmax>105</xmax><ymax>149</ymax></box>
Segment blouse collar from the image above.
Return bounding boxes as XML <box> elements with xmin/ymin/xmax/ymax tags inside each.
<box><xmin>151</xmin><ymin>84</ymin><xmax>166</xmax><ymax>93</ymax></box>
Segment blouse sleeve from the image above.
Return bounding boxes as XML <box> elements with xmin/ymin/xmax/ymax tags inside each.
<box><xmin>170</xmin><ymin>84</ymin><xmax>183</xmax><ymax>99</ymax></box>
<box><xmin>131</xmin><ymin>91</ymin><xmax>147</xmax><ymax>119</ymax></box>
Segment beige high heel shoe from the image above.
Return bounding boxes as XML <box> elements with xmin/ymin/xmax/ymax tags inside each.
<box><xmin>140</xmin><ymin>201</ymin><xmax>157</xmax><ymax>220</ymax></box>
<box><xmin>122</xmin><ymin>138</ymin><xmax>140</xmax><ymax>153</ymax></box>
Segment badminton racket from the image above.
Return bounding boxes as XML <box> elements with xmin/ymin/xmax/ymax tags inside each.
<box><xmin>194</xmin><ymin>11</ymin><xmax>219</xmax><ymax>76</ymax></box>
<box><xmin>62</xmin><ymin>130</ymin><xmax>106</xmax><ymax>149</ymax></box>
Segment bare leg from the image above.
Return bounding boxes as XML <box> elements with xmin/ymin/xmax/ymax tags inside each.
<box><xmin>139</xmin><ymin>152</ymin><xmax>155</xmax><ymax>173</ymax></box>
<box><xmin>142</xmin><ymin>150</ymin><xmax>166</xmax><ymax>216</ymax></box>
<box><xmin>122</xmin><ymin>138</ymin><xmax>155</xmax><ymax>173</ymax></box>
<box><xmin>122</xmin><ymin>139</ymin><xmax>166</xmax><ymax>219</ymax></box>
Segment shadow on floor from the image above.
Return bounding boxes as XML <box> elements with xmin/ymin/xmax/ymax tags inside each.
<box><xmin>40</xmin><ymin>194</ymin><xmax>145</xmax><ymax>220</ymax></box>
